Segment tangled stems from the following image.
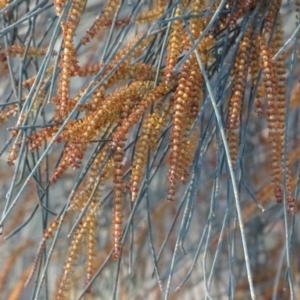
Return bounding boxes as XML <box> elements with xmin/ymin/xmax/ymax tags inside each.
<box><xmin>0</xmin><ymin>1</ymin><xmax>300</xmax><ymax>299</ymax></box>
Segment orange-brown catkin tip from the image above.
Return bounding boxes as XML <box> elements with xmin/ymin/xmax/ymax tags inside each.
<box><xmin>135</xmin><ymin>6</ymin><xmax>165</xmax><ymax>24</ymax></box>
<box><xmin>181</xmin><ymin>0</ymin><xmax>206</xmax><ymax>49</ymax></box>
<box><xmin>272</xmin><ymin>13</ymin><xmax>294</xmax><ymax>213</ymax></box>
<box><xmin>130</xmin><ymin>103</ymin><xmax>170</xmax><ymax>201</ymax></box>
<box><xmin>7</xmin><ymin>143</ymin><xmax>19</xmax><ymax>166</ymax></box>
<box><xmin>228</xmin><ymin>0</ymin><xmax>257</xmax><ymax>28</ymax></box>
<box><xmin>6</xmin><ymin>45</ymin><xmax>57</xmax><ymax>57</ymax></box>
<box><xmin>0</xmin><ymin>104</ymin><xmax>18</xmax><ymax>126</ymax></box>
<box><xmin>54</xmin><ymin>140</ymin><xmax>87</xmax><ymax>181</ymax></box>
<box><xmin>168</xmin><ymin>54</ymin><xmax>201</xmax><ymax>200</ymax></box>
<box><xmin>263</xmin><ymin>0</ymin><xmax>281</xmax><ymax>35</ymax></box>
<box><xmin>56</xmin><ymin>0</ymin><xmax>86</xmax><ymax>120</ymax></box>
<box><xmin>250</xmin><ymin>36</ymin><xmax>265</xmax><ymax>116</ymax></box>
<box><xmin>57</xmin><ymin>26</ymin><xmax>76</xmax><ymax>119</ymax></box>
<box><xmin>44</xmin><ymin>219</ymin><xmax>60</xmax><ymax>239</ymax></box>
<box><xmin>49</xmin><ymin>143</ymin><xmax>82</xmax><ymax>183</ymax></box>
<box><xmin>56</xmin><ymin>223</ymin><xmax>86</xmax><ymax>300</ymax></box>
<box><xmin>130</xmin><ymin>118</ymin><xmax>151</xmax><ymax>202</ymax></box>
<box><xmin>227</xmin><ymin>28</ymin><xmax>252</xmax><ymax>171</ymax></box>
<box><xmin>85</xmin><ymin>212</ymin><xmax>97</xmax><ymax>288</ymax></box>
<box><xmin>228</xmin><ymin>28</ymin><xmax>251</xmax><ymax>130</ymax></box>
<box><xmin>259</xmin><ymin>34</ymin><xmax>285</xmax><ymax>204</ymax></box>
<box><xmin>180</xmin><ymin>127</ymin><xmax>199</xmax><ymax>183</ymax></box>
<box><xmin>227</xmin><ymin>130</ymin><xmax>239</xmax><ymax>168</ymax></box>
<box><xmin>190</xmin><ymin>0</ymin><xmax>205</xmax><ymax>37</ymax></box>
<box><xmin>112</xmin><ymin>139</ymin><xmax>126</xmax><ymax>260</ymax></box>
<box><xmin>53</xmin><ymin>0</ymin><xmax>66</xmax><ymax>16</ymax></box>
<box><xmin>164</xmin><ymin>7</ymin><xmax>184</xmax><ymax>81</ymax></box>
<box><xmin>25</xmin><ymin>218</ymin><xmax>60</xmax><ymax>288</ymax></box>
<box><xmin>81</xmin><ymin>0</ymin><xmax>121</xmax><ymax>45</ymax></box>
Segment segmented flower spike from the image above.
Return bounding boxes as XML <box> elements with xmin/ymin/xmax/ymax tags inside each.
<box><xmin>112</xmin><ymin>138</ymin><xmax>126</xmax><ymax>259</ymax></box>
<box><xmin>6</xmin><ymin>45</ymin><xmax>57</xmax><ymax>57</ymax></box>
<box><xmin>81</xmin><ymin>0</ymin><xmax>121</xmax><ymax>45</ymax></box>
<box><xmin>111</xmin><ymin>82</ymin><xmax>175</xmax><ymax>148</ymax></box>
<box><xmin>271</xmin><ymin>12</ymin><xmax>295</xmax><ymax>213</ymax></box>
<box><xmin>227</xmin><ymin>28</ymin><xmax>252</xmax><ymax>167</ymax></box>
<box><xmin>250</xmin><ymin>34</ymin><xmax>265</xmax><ymax>116</ymax></box>
<box><xmin>130</xmin><ymin>103</ymin><xmax>171</xmax><ymax>201</ymax></box>
<box><xmin>164</xmin><ymin>6</ymin><xmax>184</xmax><ymax>81</ymax></box>
<box><xmin>56</xmin><ymin>222</ymin><xmax>86</xmax><ymax>300</ymax></box>
<box><xmin>259</xmin><ymin>34</ymin><xmax>283</xmax><ymax>204</ymax></box>
<box><xmin>167</xmin><ymin>53</ymin><xmax>201</xmax><ymax>201</ymax></box>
